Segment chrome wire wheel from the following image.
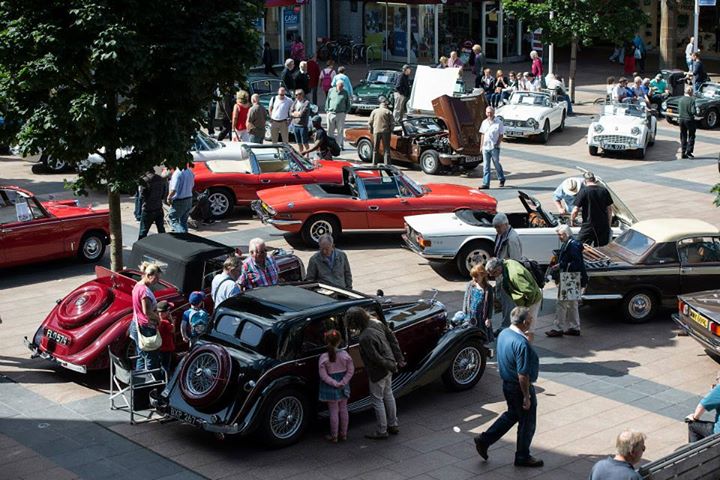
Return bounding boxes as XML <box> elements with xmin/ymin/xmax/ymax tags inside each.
<box><xmin>451</xmin><ymin>346</ymin><xmax>482</xmax><ymax>386</ymax></box>
<box><xmin>185</xmin><ymin>352</ymin><xmax>219</xmax><ymax>396</ymax></box>
<box><xmin>269</xmin><ymin>395</ymin><xmax>304</xmax><ymax>440</ymax></box>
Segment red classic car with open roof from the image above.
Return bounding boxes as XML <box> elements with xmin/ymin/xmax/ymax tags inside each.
<box><xmin>24</xmin><ymin>233</ymin><xmax>304</xmax><ymax>373</ymax></box>
<box><xmin>191</xmin><ymin>143</ymin><xmax>355</xmax><ymax>218</ymax></box>
<box><xmin>252</xmin><ymin>165</ymin><xmax>497</xmax><ymax>246</ymax></box>
<box><xmin>1</xmin><ymin>186</ymin><xmax>109</xmax><ymax>268</ymax></box>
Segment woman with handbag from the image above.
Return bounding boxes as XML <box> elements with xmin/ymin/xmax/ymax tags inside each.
<box><xmin>131</xmin><ymin>262</ymin><xmax>163</xmax><ymax>369</ymax></box>
<box><xmin>546</xmin><ymin>225</ymin><xmax>588</xmax><ymax>338</ymax></box>
<box><xmin>460</xmin><ymin>264</ymin><xmax>495</xmax><ymax>343</ymax></box>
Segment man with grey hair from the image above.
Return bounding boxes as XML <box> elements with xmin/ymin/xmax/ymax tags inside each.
<box><xmin>486</xmin><ymin>257</ymin><xmax>542</xmax><ymax>340</ymax></box>
<box><xmin>479</xmin><ymin>105</ymin><xmax>506</xmax><ymax>189</ymax></box>
<box><xmin>589</xmin><ymin>430</ymin><xmax>646</xmax><ymax>479</ymax></box>
<box><xmin>546</xmin><ymin>225</ymin><xmax>587</xmax><ymax>337</ymax></box>
<box><xmin>475</xmin><ymin>306</ymin><xmax>542</xmax><ymax>467</ymax></box>
<box><xmin>492</xmin><ymin>212</ymin><xmax>523</xmax><ymax>333</ymax></box>
<box><xmin>368</xmin><ymin>96</ymin><xmax>394</xmax><ymax>165</ymax></box>
<box><xmin>238</xmin><ymin>237</ymin><xmax>279</xmax><ymax>291</ymax></box>
<box><xmin>246</xmin><ymin>93</ymin><xmax>267</xmax><ymax>144</ymax></box>
<box><xmin>305</xmin><ymin>234</ymin><xmax>353</xmax><ymax>289</ymax></box>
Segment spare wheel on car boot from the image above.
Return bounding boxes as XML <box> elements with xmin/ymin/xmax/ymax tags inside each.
<box><xmin>180</xmin><ymin>344</ymin><xmax>233</xmax><ymax>408</ymax></box>
<box><xmin>56</xmin><ymin>285</ymin><xmax>114</xmax><ymax>329</ymax></box>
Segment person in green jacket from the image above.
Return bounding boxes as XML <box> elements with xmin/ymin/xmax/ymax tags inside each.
<box><xmin>325</xmin><ymin>81</ymin><xmax>351</xmax><ymax>150</ymax></box>
<box><xmin>486</xmin><ymin>257</ymin><xmax>542</xmax><ymax>341</ymax></box>
<box><xmin>677</xmin><ymin>85</ymin><xmax>697</xmax><ymax>159</ymax></box>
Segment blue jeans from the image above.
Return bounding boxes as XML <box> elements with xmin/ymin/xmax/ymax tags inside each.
<box><xmin>482</xmin><ymin>147</ymin><xmax>505</xmax><ymax>187</ymax></box>
<box><xmin>478</xmin><ymin>382</ymin><xmax>537</xmax><ymax>461</ymax></box>
<box><xmin>291</xmin><ymin>125</ymin><xmax>309</xmax><ymax>145</ymax></box>
<box><xmin>562</xmin><ymin>94</ymin><xmax>573</xmax><ymax>114</ymax></box>
<box><xmin>168</xmin><ymin>196</ymin><xmax>192</xmax><ymax>233</ymax></box>
<box><xmin>250</xmin><ymin>133</ymin><xmax>264</xmax><ymax>144</ymax></box>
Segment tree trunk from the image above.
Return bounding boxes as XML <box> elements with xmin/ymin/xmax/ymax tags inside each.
<box><xmin>568</xmin><ymin>36</ymin><xmax>577</xmax><ymax>102</ymax></box>
<box><xmin>108</xmin><ymin>189</ymin><xmax>123</xmax><ymax>272</ymax></box>
<box><xmin>659</xmin><ymin>0</ymin><xmax>676</xmax><ymax>69</ymax></box>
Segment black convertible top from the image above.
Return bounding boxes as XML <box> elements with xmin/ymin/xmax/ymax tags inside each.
<box><xmin>128</xmin><ymin>233</ymin><xmax>234</xmax><ymax>294</ymax></box>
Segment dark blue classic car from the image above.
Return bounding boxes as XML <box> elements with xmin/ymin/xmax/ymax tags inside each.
<box><xmin>160</xmin><ymin>283</ymin><xmax>488</xmax><ymax>447</ymax></box>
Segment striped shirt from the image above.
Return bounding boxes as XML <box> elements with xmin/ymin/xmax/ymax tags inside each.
<box><xmin>238</xmin><ymin>256</ymin><xmax>279</xmax><ymax>291</ymax></box>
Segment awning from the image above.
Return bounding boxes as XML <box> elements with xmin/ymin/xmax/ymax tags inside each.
<box><xmin>266</xmin><ymin>0</ymin><xmax>306</xmax><ymax>7</ymax></box>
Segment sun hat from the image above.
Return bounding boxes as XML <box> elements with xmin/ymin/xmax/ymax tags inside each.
<box><xmin>563</xmin><ymin>178</ymin><xmax>580</xmax><ymax>196</ymax></box>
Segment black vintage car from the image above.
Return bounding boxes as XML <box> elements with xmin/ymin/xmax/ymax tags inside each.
<box><xmin>160</xmin><ymin>283</ymin><xmax>488</xmax><ymax>447</ymax></box>
<box><xmin>582</xmin><ymin>219</ymin><xmax>720</xmax><ymax>323</ymax></box>
<box><xmin>663</xmin><ymin>82</ymin><xmax>720</xmax><ymax>129</ymax></box>
<box><xmin>674</xmin><ymin>290</ymin><xmax>720</xmax><ymax>360</ymax></box>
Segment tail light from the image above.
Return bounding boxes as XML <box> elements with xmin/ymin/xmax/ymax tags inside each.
<box><xmin>679</xmin><ymin>300</ymin><xmax>689</xmax><ymax>315</ymax></box>
<box><xmin>417</xmin><ymin>235</ymin><xmax>431</xmax><ymax>248</ymax></box>
<box><xmin>711</xmin><ymin>322</ymin><xmax>720</xmax><ymax>337</ymax></box>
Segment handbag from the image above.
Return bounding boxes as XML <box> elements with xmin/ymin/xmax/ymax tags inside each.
<box><xmin>135</xmin><ymin>320</ymin><xmax>162</xmax><ymax>352</ymax></box>
<box><xmin>559</xmin><ymin>271</ymin><xmax>582</xmax><ymax>301</ymax></box>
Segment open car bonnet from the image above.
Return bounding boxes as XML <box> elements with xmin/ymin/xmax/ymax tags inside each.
<box><xmin>431</xmin><ymin>95</ymin><xmax>485</xmax><ymax>153</ymax></box>
<box><xmin>408</xmin><ymin>65</ymin><xmax>464</xmax><ymax>114</ymax></box>
<box><xmin>576</xmin><ymin>167</ymin><xmax>638</xmax><ymax>227</ymax></box>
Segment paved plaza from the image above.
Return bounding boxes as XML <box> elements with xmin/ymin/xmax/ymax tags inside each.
<box><xmin>1</xmin><ymin>53</ymin><xmax>719</xmax><ymax>479</ymax></box>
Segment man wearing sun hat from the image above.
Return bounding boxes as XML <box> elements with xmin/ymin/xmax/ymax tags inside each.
<box><xmin>552</xmin><ymin>177</ymin><xmax>585</xmax><ymax>214</ymax></box>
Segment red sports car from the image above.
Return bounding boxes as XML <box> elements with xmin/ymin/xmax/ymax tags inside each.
<box><xmin>1</xmin><ymin>186</ymin><xmax>109</xmax><ymax>268</ymax></box>
<box><xmin>191</xmin><ymin>143</ymin><xmax>354</xmax><ymax>218</ymax></box>
<box><xmin>253</xmin><ymin>165</ymin><xmax>497</xmax><ymax>246</ymax></box>
<box><xmin>24</xmin><ymin>233</ymin><xmax>304</xmax><ymax>373</ymax></box>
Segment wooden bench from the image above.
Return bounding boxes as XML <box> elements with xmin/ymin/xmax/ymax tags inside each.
<box><xmin>638</xmin><ymin>433</ymin><xmax>720</xmax><ymax>480</ymax></box>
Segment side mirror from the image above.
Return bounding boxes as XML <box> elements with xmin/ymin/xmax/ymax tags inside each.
<box><xmin>376</xmin><ymin>289</ymin><xmax>384</xmax><ymax>297</ymax></box>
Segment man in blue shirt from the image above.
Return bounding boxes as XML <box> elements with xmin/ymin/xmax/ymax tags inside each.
<box><xmin>686</xmin><ymin>372</ymin><xmax>720</xmax><ymax>442</ymax></box>
<box><xmin>589</xmin><ymin>430</ymin><xmax>645</xmax><ymax>479</ymax></box>
<box><xmin>167</xmin><ymin>165</ymin><xmax>195</xmax><ymax>233</ymax></box>
<box><xmin>552</xmin><ymin>177</ymin><xmax>584</xmax><ymax>214</ymax></box>
<box><xmin>474</xmin><ymin>306</ymin><xmax>543</xmax><ymax>468</ymax></box>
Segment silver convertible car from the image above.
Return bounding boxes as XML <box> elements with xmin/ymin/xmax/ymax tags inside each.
<box><xmin>403</xmin><ymin>184</ymin><xmax>636</xmax><ymax>277</ymax></box>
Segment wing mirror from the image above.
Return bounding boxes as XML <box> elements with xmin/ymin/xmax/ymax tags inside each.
<box><xmin>376</xmin><ymin>289</ymin><xmax>384</xmax><ymax>297</ymax></box>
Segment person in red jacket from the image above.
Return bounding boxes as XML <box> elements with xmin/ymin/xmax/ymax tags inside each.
<box><xmin>307</xmin><ymin>54</ymin><xmax>321</xmax><ymax>105</ymax></box>
<box><xmin>156</xmin><ymin>301</ymin><xmax>176</xmax><ymax>376</ymax></box>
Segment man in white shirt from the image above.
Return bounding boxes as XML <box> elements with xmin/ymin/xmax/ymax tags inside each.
<box><xmin>211</xmin><ymin>256</ymin><xmax>241</xmax><ymax>306</ymax></box>
<box><xmin>525</xmin><ymin>73</ymin><xmax>540</xmax><ymax>92</ymax></box>
<box><xmin>479</xmin><ymin>106</ymin><xmax>506</xmax><ymax>189</ymax></box>
<box><xmin>268</xmin><ymin>87</ymin><xmax>294</xmax><ymax>143</ymax></box>
<box><xmin>685</xmin><ymin>36</ymin><xmax>697</xmax><ymax>70</ymax></box>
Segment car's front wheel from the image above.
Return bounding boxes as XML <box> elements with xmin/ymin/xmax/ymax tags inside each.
<box><xmin>558</xmin><ymin>112</ymin><xmax>566</xmax><ymax>132</ymax></box>
<box><xmin>588</xmin><ymin>146</ymin><xmax>599</xmax><ymax>156</ymax></box>
<box><xmin>301</xmin><ymin>214</ymin><xmax>340</xmax><ymax>246</ymax></box>
<box><xmin>258</xmin><ymin>388</ymin><xmax>310</xmax><ymax>448</ymax></box>
<box><xmin>442</xmin><ymin>340</ymin><xmax>487</xmax><ymax>391</ymax></box>
<box><xmin>622</xmin><ymin>290</ymin><xmax>658</xmax><ymax>323</ymax></box>
<box><xmin>78</xmin><ymin>232</ymin><xmax>106</xmax><ymax>263</ymax></box>
<box><xmin>636</xmin><ymin>145</ymin><xmax>646</xmax><ymax>159</ymax></box>
<box><xmin>356</xmin><ymin>138</ymin><xmax>373</xmax><ymax>163</ymax></box>
<box><xmin>420</xmin><ymin>149</ymin><xmax>441</xmax><ymax>175</ymax></box>
<box><xmin>539</xmin><ymin>120</ymin><xmax>550</xmax><ymax>144</ymax></box>
<box><xmin>702</xmin><ymin>108</ymin><xmax>718</xmax><ymax>129</ymax></box>
<box><xmin>40</xmin><ymin>154</ymin><xmax>69</xmax><ymax>173</ymax></box>
<box><xmin>456</xmin><ymin>240</ymin><xmax>493</xmax><ymax>277</ymax></box>
<box><xmin>207</xmin><ymin>188</ymin><xmax>235</xmax><ymax>218</ymax></box>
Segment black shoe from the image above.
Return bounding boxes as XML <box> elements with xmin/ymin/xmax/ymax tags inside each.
<box><xmin>681</xmin><ymin>154</ymin><xmax>689</xmax><ymax>159</ymax></box>
<box><xmin>545</xmin><ymin>329</ymin><xmax>564</xmax><ymax>338</ymax></box>
<box><xmin>474</xmin><ymin>437</ymin><xmax>489</xmax><ymax>460</ymax></box>
<box><xmin>564</xmin><ymin>328</ymin><xmax>581</xmax><ymax>336</ymax></box>
<box><xmin>388</xmin><ymin>426</ymin><xmax>399</xmax><ymax>435</ymax></box>
<box><xmin>479</xmin><ymin>184</ymin><xmax>490</xmax><ymax>190</ymax></box>
<box><xmin>514</xmin><ymin>456</ymin><xmax>544</xmax><ymax>468</ymax></box>
<box><xmin>499</xmin><ymin>180</ymin><xmax>505</xmax><ymax>187</ymax></box>
<box><xmin>365</xmin><ymin>431</ymin><xmax>389</xmax><ymax>440</ymax></box>
<box><xmin>687</xmin><ymin>152</ymin><xmax>694</xmax><ymax>158</ymax></box>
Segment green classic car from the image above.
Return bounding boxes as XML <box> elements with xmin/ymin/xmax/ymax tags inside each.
<box><xmin>350</xmin><ymin>69</ymin><xmax>401</xmax><ymax>114</ymax></box>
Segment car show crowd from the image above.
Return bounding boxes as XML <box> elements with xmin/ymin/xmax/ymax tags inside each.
<box><xmin>13</xmin><ymin>34</ymin><xmax>720</xmax><ymax>480</ymax></box>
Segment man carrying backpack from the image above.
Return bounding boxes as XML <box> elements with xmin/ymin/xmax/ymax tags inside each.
<box><xmin>485</xmin><ymin>257</ymin><xmax>542</xmax><ymax>342</ymax></box>
<box><xmin>181</xmin><ymin>291</ymin><xmax>210</xmax><ymax>347</ymax></box>
<box><xmin>301</xmin><ymin>115</ymin><xmax>335</xmax><ymax>159</ymax></box>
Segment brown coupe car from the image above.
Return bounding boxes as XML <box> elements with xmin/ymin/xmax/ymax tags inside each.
<box><xmin>344</xmin><ymin>94</ymin><xmax>487</xmax><ymax>175</ymax></box>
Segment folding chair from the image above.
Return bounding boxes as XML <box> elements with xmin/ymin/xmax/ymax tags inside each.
<box><xmin>108</xmin><ymin>348</ymin><xmax>166</xmax><ymax>424</ymax></box>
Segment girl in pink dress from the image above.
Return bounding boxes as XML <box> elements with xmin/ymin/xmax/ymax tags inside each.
<box><xmin>318</xmin><ymin>329</ymin><xmax>355</xmax><ymax>442</ymax></box>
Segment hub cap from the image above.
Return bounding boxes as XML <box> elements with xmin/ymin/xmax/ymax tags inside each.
<box><xmin>309</xmin><ymin>220</ymin><xmax>333</xmax><ymax>243</ymax></box>
<box><xmin>83</xmin><ymin>237</ymin><xmax>102</xmax><ymax>260</ymax></box>
<box><xmin>208</xmin><ymin>192</ymin><xmax>229</xmax><ymax>216</ymax></box>
<box><xmin>185</xmin><ymin>352</ymin><xmax>219</xmax><ymax>396</ymax></box>
<box><xmin>628</xmin><ymin>293</ymin><xmax>652</xmax><ymax>319</ymax></box>
<box><xmin>452</xmin><ymin>346</ymin><xmax>481</xmax><ymax>385</ymax></box>
<box><xmin>358</xmin><ymin>141</ymin><xmax>372</xmax><ymax>161</ymax></box>
<box><xmin>464</xmin><ymin>249</ymin><xmax>490</xmax><ymax>273</ymax></box>
<box><xmin>270</xmin><ymin>396</ymin><xmax>303</xmax><ymax>439</ymax></box>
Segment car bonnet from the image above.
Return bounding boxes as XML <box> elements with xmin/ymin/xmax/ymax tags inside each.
<box><xmin>432</xmin><ymin>94</ymin><xmax>485</xmax><ymax>153</ymax></box>
<box><xmin>576</xmin><ymin>167</ymin><xmax>638</xmax><ymax>226</ymax></box>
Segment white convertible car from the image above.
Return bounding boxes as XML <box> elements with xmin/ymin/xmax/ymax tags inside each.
<box><xmin>587</xmin><ymin>102</ymin><xmax>657</xmax><ymax>159</ymax></box>
<box><xmin>495</xmin><ymin>90</ymin><xmax>568</xmax><ymax>143</ymax></box>
<box><xmin>403</xmin><ymin>183</ymin><xmax>637</xmax><ymax>277</ymax></box>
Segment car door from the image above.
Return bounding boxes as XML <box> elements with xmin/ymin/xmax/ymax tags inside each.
<box><xmin>678</xmin><ymin>236</ymin><xmax>720</xmax><ymax>294</ymax></box>
<box><xmin>0</xmin><ymin>189</ymin><xmax>65</xmax><ymax>267</ymax></box>
<box><xmin>256</xmin><ymin>150</ymin><xmax>308</xmax><ymax>189</ymax></box>
<box><xmin>362</xmin><ymin>173</ymin><xmax>411</xmax><ymax>229</ymax></box>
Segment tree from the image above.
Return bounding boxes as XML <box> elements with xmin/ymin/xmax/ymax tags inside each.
<box><xmin>503</xmin><ymin>0</ymin><xmax>648</xmax><ymax>100</ymax></box>
<box><xmin>712</xmin><ymin>183</ymin><xmax>720</xmax><ymax>208</ymax></box>
<box><xmin>0</xmin><ymin>0</ymin><xmax>262</xmax><ymax>271</ymax></box>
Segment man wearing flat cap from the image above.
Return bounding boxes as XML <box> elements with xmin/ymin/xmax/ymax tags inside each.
<box><xmin>368</xmin><ymin>97</ymin><xmax>394</xmax><ymax>165</ymax></box>
<box><xmin>393</xmin><ymin>64</ymin><xmax>412</xmax><ymax>124</ymax></box>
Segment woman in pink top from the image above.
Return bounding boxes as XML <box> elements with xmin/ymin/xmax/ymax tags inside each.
<box><xmin>318</xmin><ymin>329</ymin><xmax>355</xmax><ymax>442</ymax></box>
<box><xmin>131</xmin><ymin>261</ymin><xmax>162</xmax><ymax>370</ymax></box>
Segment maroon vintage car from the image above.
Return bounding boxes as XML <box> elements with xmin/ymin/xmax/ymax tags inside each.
<box><xmin>1</xmin><ymin>186</ymin><xmax>109</xmax><ymax>268</ymax></box>
<box><xmin>24</xmin><ymin>233</ymin><xmax>304</xmax><ymax>373</ymax></box>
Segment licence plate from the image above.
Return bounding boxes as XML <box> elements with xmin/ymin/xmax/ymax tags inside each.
<box><xmin>506</xmin><ymin>129</ymin><xmax>525</xmax><ymax>136</ymax></box>
<box><xmin>356</xmin><ymin>104</ymin><xmax>374</xmax><ymax>110</ymax></box>
<box><xmin>170</xmin><ymin>407</ymin><xmax>205</xmax><ymax>427</ymax></box>
<box><xmin>603</xmin><ymin>144</ymin><xmax>626</xmax><ymax>151</ymax></box>
<box><xmin>45</xmin><ymin>329</ymin><xmax>69</xmax><ymax>345</ymax></box>
<box><xmin>690</xmin><ymin>309</ymin><xmax>709</xmax><ymax>329</ymax></box>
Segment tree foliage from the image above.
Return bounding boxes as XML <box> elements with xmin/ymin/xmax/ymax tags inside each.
<box><xmin>712</xmin><ymin>183</ymin><xmax>720</xmax><ymax>208</ymax></box>
<box><xmin>503</xmin><ymin>0</ymin><xmax>648</xmax><ymax>48</ymax></box>
<box><xmin>0</xmin><ymin>0</ymin><xmax>262</xmax><ymax>269</ymax></box>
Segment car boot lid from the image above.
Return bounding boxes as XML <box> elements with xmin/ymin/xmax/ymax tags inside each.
<box><xmin>680</xmin><ymin>290</ymin><xmax>720</xmax><ymax>319</ymax></box>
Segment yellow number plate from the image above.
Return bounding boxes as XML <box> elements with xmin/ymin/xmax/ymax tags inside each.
<box><xmin>690</xmin><ymin>309</ymin><xmax>709</xmax><ymax>329</ymax></box>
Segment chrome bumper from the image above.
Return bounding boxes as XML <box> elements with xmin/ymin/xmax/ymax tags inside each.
<box><xmin>503</xmin><ymin>127</ymin><xmax>542</xmax><ymax>137</ymax></box>
<box><xmin>401</xmin><ymin>234</ymin><xmax>454</xmax><ymax>260</ymax></box>
<box><xmin>251</xmin><ymin>201</ymin><xmax>302</xmax><ymax>226</ymax></box>
<box><xmin>672</xmin><ymin>313</ymin><xmax>720</xmax><ymax>353</ymax></box>
<box><xmin>24</xmin><ymin>337</ymin><xmax>87</xmax><ymax>373</ymax></box>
